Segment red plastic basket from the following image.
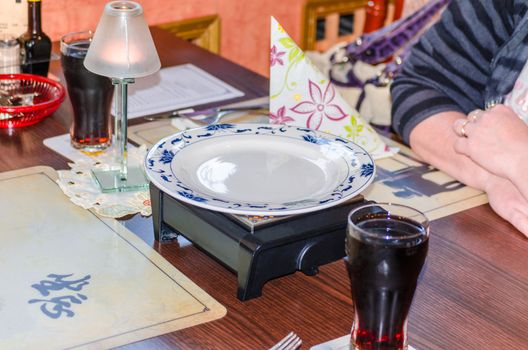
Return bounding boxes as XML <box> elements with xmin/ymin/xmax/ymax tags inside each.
<box><xmin>0</xmin><ymin>74</ymin><xmax>65</xmax><ymax>128</ymax></box>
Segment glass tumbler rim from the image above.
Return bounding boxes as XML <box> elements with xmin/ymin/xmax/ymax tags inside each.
<box><xmin>348</xmin><ymin>202</ymin><xmax>430</xmax><ymax>242</ymax></box>
<box><xmin>60</xmin><ymin>30</ymin><xmax>94</xmax><ymax>55</ymax></box>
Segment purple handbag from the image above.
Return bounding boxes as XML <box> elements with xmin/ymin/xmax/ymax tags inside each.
<box><xmin>329</xmin><ymin>0</ymin><xmax>450</xmax><ymax>102</ymax></box>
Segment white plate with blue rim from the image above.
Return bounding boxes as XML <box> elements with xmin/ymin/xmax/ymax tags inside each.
<box><xmin>145</xmin><ymin>123</ymin><xmax>375</xmax><ymax>216</ymax></box>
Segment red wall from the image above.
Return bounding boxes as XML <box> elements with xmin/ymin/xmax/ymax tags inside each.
<box><xmin>43</xmin><ymin>0</ymin><xmax>305</xmax><ymax>77</ymax></box>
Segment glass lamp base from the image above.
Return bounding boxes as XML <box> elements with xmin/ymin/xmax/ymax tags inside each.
<box><xmin>92</xmin><ymin>166</ymin><xmax>149</xmax><ymax>193</ymax></box>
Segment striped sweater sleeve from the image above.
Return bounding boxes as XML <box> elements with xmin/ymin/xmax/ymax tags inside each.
<box><xmin>390</xmin><ymin>0</ymin><xmax>516</xmax><ymax>144</ymax></box>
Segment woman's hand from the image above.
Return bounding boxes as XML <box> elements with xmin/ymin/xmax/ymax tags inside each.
<box><xmin>410</xmin><ymin>110</ymin><xmax>528</xmax><ymax>237</ymax></box>
<box><xmin>484</xmin><ymin>175</ymin><xmax>528</xmax><ymax>238</ymax></box>
<box><xmin>453</xmin><ymin>104</ymin><xmax>528</xmax><ymax>182</ymax></box>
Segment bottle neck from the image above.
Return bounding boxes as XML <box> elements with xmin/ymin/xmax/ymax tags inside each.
<box><xmin>28</xmin><ymin>0</ymin><xmax>42</xmax><ymax>34</ymax></box>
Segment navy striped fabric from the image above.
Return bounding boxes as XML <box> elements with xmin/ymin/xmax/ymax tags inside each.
<box><xmin>391</xmin><ymin>0</ymin><xmax>528</xmax><ymax>144</ymax></box>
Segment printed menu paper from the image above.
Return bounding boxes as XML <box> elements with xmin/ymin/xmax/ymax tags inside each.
<box><xmin>121</xmin><ymin>63</ymin><xmax>244</xmax><ymax>119</ymax></box>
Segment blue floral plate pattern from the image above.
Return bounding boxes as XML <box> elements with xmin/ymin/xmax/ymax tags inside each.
<box><xmin>145</xmin><ymin>123</ymin><xmax>375</xmax><ymax>216</ymax></box>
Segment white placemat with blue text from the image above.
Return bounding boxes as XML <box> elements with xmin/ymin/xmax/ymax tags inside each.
<box><xmin>0</xmin><ymin>166</ymin><xmax>225</xmax><ymax>350</ymax></box>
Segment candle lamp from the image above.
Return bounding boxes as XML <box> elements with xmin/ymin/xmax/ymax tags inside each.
<box><xmin>84</xmin><ymin>0</ymin><xmax>160</xmax><ymax>192</ymax></box>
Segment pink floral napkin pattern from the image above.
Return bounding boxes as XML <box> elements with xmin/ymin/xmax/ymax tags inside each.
<box><xmin>269</xmin><ymin>17</ymin><xmax>394</xmax><ymax>159</ymax></box>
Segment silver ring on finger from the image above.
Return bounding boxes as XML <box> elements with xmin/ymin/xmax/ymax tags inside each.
<box><xmin>460</xmin><ymin>119</ymin><xmax>470</xmax><ymax>138</ymax></box>
<box><xmin>467</xmin><ymin>109</ymin><xmax>483</xmax><ymax>122</ymax></box>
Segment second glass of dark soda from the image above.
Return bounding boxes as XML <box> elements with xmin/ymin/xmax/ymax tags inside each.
<box><xmin>60</xmin><ymin>31</ymin><xmax>114</xmax><ymax>154</ymax></box>
<box><xmin>346</xmin><ymin>203</ymin><xmax>429</xmax><ymax>350</ymax></box>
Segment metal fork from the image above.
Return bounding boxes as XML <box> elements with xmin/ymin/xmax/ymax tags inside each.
<box><xmin>143</xmin><ymin>105</ymin><xmax>268</xmax><ymax>122</ymax></box>
<box><xmin>269</xmin><ymin>332</ymin><xmax>302</xmax><ymax>350</ymax></box>
<box><xmin>187</xmin><ymin>108</ymin><xmax>268</xmax><ymax>126</ymax></box>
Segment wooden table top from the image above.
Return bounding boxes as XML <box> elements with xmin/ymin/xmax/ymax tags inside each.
<box><xmin>1</xmin><ymin>27</ymin><xmax>527</xmax><ymax>350</ymax></box>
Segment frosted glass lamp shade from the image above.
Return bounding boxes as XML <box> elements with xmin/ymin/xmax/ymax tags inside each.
<box><xmin>84</xmin><ymin>1</ymin><xmax>160</xmax><ymax>78</ymax></box>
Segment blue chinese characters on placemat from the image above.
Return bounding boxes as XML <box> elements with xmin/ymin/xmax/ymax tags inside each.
<box><xmin>28</xmin><ymin>273</ymin><xmax>91</xmax><ymax>319</ymax></box>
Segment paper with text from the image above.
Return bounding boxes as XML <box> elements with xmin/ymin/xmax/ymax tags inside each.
<box><xmin>121</xmin><ymin>64</ymin><xmax>244</xmax><ymax>119</ymax></box>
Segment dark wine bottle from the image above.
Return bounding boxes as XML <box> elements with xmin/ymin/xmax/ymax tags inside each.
<box><xmin>18</xmin><ymin>0</ymin><xmax>51</xmax><ymax>77</ymax></box>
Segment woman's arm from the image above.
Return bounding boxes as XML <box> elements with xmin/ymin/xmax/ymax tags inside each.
<box><xmin>409</xmin><ymin>111</ymin><xmax>490</xmax><ymax>190</ymax></box>
<box><xmin>389</xmin><ymin>1</ymin><xmax>528</xmax><ymax>235</ymax></box>
<box><xmin>410</xmin><ymin>111</ymin><xmax>528</xmax><ymax>237</ymax></box>
<box><xmin>391</xmin><ymin>0</ymin><xmax>514</xmax><ymax>144</ymax></box>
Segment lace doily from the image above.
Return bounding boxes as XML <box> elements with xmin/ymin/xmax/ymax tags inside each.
<box><xmin>57</xmin><ymin>145</ymin><xmax>152</xmax><ymax>218</ymax></box>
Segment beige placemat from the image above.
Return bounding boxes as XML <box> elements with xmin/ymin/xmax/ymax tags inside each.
<box><xmin>0</xmin><ymin>166</ymin><xmax>226</xmax><ymax>350</ymax></box>
<box><xmin>128</xmin><ymin>96</ymin><xmax>269</xmax><ymax>146</ymax></box>
<box><xmin>130</xmin><ymin>113</ymin><xmax>488</xmax><ymax>221</ymax></box>
<box><xmin>364</xmin><ymin>137</ymin><xmax>488</xmax><ymax>220</ymax></box>
<box><xmin>129</xmin><ymin>119</ymin><xmax>180</xmax><ymax>147</ymax></box>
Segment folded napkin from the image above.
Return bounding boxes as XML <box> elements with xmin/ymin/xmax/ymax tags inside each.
<box><xmin>269</xmin><ymin>17</ymin><xmax>395</xmax><ymax>159</ymax></box>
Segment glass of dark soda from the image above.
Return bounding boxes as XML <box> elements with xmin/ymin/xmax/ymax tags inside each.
<box><xmin>346</xmin><ymin>203</ymin><xmax>429</xmax><ymax>350</ymax></box>
<box><xmin>60</xmin><ymin>31</ymin><xmax>114</xmax><ymax>153</ymax></box>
